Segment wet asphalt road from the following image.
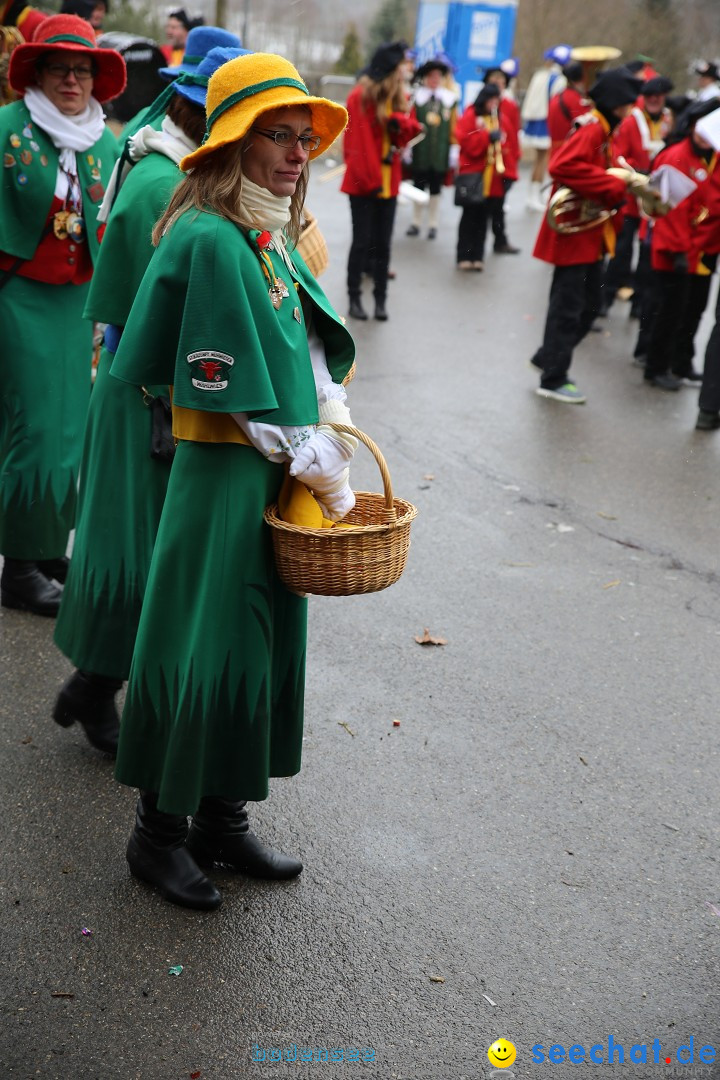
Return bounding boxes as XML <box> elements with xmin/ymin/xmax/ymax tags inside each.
<box><xmin>3</xmin><ymin>163</ymin><xmax>720</xmax><ymax>1080</ymax></box>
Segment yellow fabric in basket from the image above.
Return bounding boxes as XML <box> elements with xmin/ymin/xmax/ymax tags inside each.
<box><xmin>277</xmin><ymin>472</ymin><xmax>354</xmax><ymax>529</ymax></box>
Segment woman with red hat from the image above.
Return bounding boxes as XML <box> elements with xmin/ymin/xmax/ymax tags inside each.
<box><xmin>0</xmin><ymin>14</ymin><xmax>125</xmax><ymax>616</ymax></box>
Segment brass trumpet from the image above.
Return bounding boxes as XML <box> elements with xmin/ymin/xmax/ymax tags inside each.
<box><xmin>547</xmin><ymin>167</ymin><xmax>671</xmax><ymax>234</ymax></box>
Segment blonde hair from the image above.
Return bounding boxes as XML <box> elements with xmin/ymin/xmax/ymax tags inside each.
<box><xmin>358</xmin><ymin>69</ymin><xmax>408</xmax><ymax>115</ymax></box>
<box><xmin>152</xmin><ymin>137</ymin><xmax>308</xmax><ymax>246</ymax></box>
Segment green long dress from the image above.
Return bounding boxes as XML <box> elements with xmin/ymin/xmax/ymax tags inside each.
<box><xmin>111</xmin><ymin>210</ymin><xmax>355</xmax><ymax>814</ymax></box>
<box><xmin>54</xmin><ymin>151</ymin><xmax>182</xmax><ymax>678</ymax></box>
<box><xmin>0</xmin><ymin>101</ymin><xmax>118</xmax><ymax>559</ymax></box>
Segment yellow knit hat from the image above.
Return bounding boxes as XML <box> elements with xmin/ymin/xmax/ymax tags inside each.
<box><xmin>180</xmin><ymin>52</ymin><xmax>348</xmax><ymax>171</ymax></box>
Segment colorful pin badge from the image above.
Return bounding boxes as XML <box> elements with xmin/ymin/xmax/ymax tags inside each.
<box><xmin>3</xmin><ymin>153</ymin><xmax>15</xmax><ymax>168</ymax></box>
<box><xmin>86</xmin><ymin>154</ymin><xmax>94</xmax><ymax>166</ymax></box>
<box><xmin>40</xmin><ymin>155</ymin><xmax>48</xmax><ymax>167</ymax></box>
<box><xmin>30</xmin><ymin>140</ymin><xmax>39</xmax><ymax>152</ymax></box>
<box><xmin>17</xmin><ymin>173</ymin><xmax>28</xmax><ymax>185</ymax></box>
<box><xmin>293</xmin><ymin>306</ymin><xmax>301</xmax><ymax>323</ymax></box>
<box><xmin>9</xmin><ymin>133</ymin><xmax>20</xmax><ymax>148</ymax></box>
<box><xmin>20</xmin><ymin>149</ymin><xmax>32</xmax><ymax>165</ymax></box>
<box><xmin>91</xmin><ymin>167</ymin><xmax>100</xmax><ymax>180</ymax></box>
<box><xmin>22</xmin><ymin>124</ymin><xmax>32</xmax><ymax>138</ymax></box>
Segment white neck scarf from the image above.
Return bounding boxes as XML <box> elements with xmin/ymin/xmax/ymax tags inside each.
<box><xmin>239</xmin><ymin>177</ymin><xmax>295</xmax><ymax>273</ymax></box>
<box><xmin>99</xmin><ymin>115</ymin><xmax>196</xmax><ymax>223</ymax></box>
<box><xmin>24</xmin><ymin>86</ymin><xmax>105</xmax><ymax>176</ymax></box>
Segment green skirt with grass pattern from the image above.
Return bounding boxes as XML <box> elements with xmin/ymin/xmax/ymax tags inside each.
<box><xmin>54</xmin><ymin>346</ymin><xmax>172</xmax><ymax>678</ymax></box>
<box><xmin>0</xmin><ymin>276</ymin><xmax>92</xmax><ymax>558</ymax></box>
<box><xmin>114</xmin><ymin>439</ymin><xmax>308</xmax><ymax>815</ymax></box>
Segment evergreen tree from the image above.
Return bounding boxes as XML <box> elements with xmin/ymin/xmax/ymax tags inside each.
<box><xmin>366</xmin><ymin>0</ymin><xmax>412</xmax><ymax>60</ymax></box>
<box><xmin>334</xmin><ymin>23</ymin><xmax>363</xmax><ymax>75</ymax></box>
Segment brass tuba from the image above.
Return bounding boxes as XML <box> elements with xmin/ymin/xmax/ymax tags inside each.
<box><xmin>547</xmin><ymin>167</ymin><xmax>672</xmax><ymax>234</ymax></box>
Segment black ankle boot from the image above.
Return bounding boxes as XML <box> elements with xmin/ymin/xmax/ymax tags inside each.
<box><xmin>374</xmin><ymin>298</ymin><xmax>388</xmax><ymax>321</ymax></box>
<box><xmin>1</xmin><ymin>558</ymin><xmax>63</xmax><ymax>616</ymax></box>
<box><xmin>186</xmin><ymin>798</ymin><xmax>303</xmax><ymax>880</ymax></box>
<box><xmin>53</xmin><ymin>669</ymin><xmax>123</xmax><ymax>755</ymax></box>
<box><xmin>37</xmin><ymin>556</ymin><xmax>70</xmax><ymax>584</ymax></box>
<box><xmin>126</xmin><ymin>791</ymin><xmax>222</xmax><ymax>910</ymax></box>
<box><xmin>348</xmin><ymin>295</ymin><xmax>368</xmax><ymax>320</ymax></box>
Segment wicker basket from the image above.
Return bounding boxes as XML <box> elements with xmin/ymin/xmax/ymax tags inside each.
<box><xmin>296</xmin><ymin>209</ymin><xmax>329</xmax><ymax>278</ymax></box>
<box><xmin>264</xmin><ymin>424</ymin><xmax>418</xmax><ymax>596</ymax></box>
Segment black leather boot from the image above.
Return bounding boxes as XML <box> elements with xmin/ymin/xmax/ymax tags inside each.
<box><xmin>348</xmin><ymin>295</ymin><xmax>368</xmax><ymax>321</ymax></box>
<box><xmin>126</xmin><ymin>791</ymin><xmax>222</xmax><ymax>910</ymax></box>
<box><xmin>53</xmin><ymin>669</ymin><xmax>123</xmax><ymax>755</ymax></box>
<box><xmin>186</xmin><ymin>798</ymin><xmax>303</xmax><ymax>880</ymax></box>
<box><xmin>1</xmin><ymin>558</ymin><xmax>63</xmax><ymax>616</ymax></box>
<box><xmin>374</xmin><ymin>298</ymin><xmax>388</xmax><ymax>321</ymax></box>
<box><xmin>37</xmin><ymin>556</ymin><xmax>70</xmax><ymax>583</ymax></box>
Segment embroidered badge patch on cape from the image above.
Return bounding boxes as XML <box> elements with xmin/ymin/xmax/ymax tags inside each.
<box><xmin>187</xmin><ymin>349</ymin><xmax>234</xmax><ymax>391</ymax></box>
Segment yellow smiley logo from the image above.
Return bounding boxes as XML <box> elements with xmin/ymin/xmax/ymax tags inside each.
<box><xmin>488</xmin><ymin>1038</ymin><xmax>517</xmax><ymax>1068</ymax></box>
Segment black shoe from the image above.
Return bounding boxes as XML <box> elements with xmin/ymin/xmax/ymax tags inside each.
<box><xmin>348</xmin><ymin>296</ymin><xmax>368</xmax><ymax>321</ymax></box>
<box><xmin>406</xmin><ymin>224</ymin><xmax>420</xmax><ymax>237</ymax></box>
<box><xmin>127</xmin><ymin>792</ymin><xmax>222</xmax><ymax>910</ymax></box>
<box><xmin>53</xmin><ymin>669</ymin><xmax>122</xmax><ymax>755</ymax></box>
<box><xmin>645</xmin><ymin>373</ymin><xmax>682</xmax><ymax>391</ymax></box>
<box><xmin>494</xmin><ymin>242</ymin><xmax>520</xmax><ymax>254</ymax></box>
<box><xmin>427</xmin><ymin>227</ymin><xmax>437</xmax><ymax>240</ymax></box>
<box><xmin>374</xmin><ymin>299</ymin><xmax>388</xmax><ymax>321</ymax></box>
<box><xmin>696</xmin><ymin>409</ymin><xmax>720</xmax><ymax>430</ymax></box>
<box><xmin>675</xmin><ymin>370</ymin><xmax>703</xmax><ymax>386</ymax></box>
<box><xmin>186</xmin><ymin>798</ymin><xmax>303</xmax><ymax>880</ymax></box>
<box><xmin>37</xmin><ymin>556</ymin><xmax>70</xmax><ymax>584</ymax></box>
<box><xmin>1</xmin><ymin>559</ymin><xmax>63</xmax><ymax>616</ymax></box>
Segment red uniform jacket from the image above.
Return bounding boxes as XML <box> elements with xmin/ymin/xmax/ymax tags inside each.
<box><xmin>499</xmin><ymin>96</ymin><xmax>521</xmax><ymax>181</ymax></box>
<box><xmin>533</xmin><ymin>112</ymin><xmax>628</xmax><ymax>267</ymax></box>
<box><xmin>454</xmin><ymin>104</ymin><xmax>517</xmax><ymax>196</ymax></box>
<box><xmin>341</xmin><ymin>85</ymin><xmax>422</xmax><ymax>198</ymax></box>
<box><xmin>547</xmin><ymin>86</ymin><xmax>589</xmax><ymax>155</ymax></box>
<box><xmin>613</xmin><ymin>107</ymin><xmax>671</xmax><ymax>219</ymax></box>
<box><xmin>650</xmin><ymin>139</ymin><xmax>717</xmax><ymax>271</ymax></box>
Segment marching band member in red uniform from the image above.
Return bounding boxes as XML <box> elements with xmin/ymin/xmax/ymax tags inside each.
<box><xmin>601</xmin><ymin>74</ymin><xmax>673</xmax><ymax>315</ymax></box>
<box><xmin>530</xmin><ymin>67</ymin><xmax>644</xmax><ymax>403</ymax></box>
<box><xmin>483</xmin><ymin>65</ymin><xmax>521</xmax><ymax>253</ymax></box>
<box><xmin>643</xmin><ymin>107</ymin><xmax>719</xmax><ymax>390</ymax></box>
<box><xmin>547</xmin><ymin>61</ymin><xmax>589</xmax><ymax>156</ymax></box>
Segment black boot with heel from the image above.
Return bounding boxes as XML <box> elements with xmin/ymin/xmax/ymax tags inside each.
<box><xmin>186</xmin><ymin>798</ymin><xmax>303</xmax><ymax>880</ymax></box>
<box><xmin>1</xmin><ymin>558</ymin><xmax>63</xmax><ymax>616</ymax></box>
<box><xmin>126</xmin><ymin>791</ymin><xmax>222</xmax><ymax>910</ymax></box>
<box><xmin>53</xmin><ymin>669</ymin><xmax>123</xmax><ymax>755</ymax></box>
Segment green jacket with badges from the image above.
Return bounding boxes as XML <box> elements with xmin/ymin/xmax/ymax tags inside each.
<box><xmin>111</xmin><ymin>209</ymin><xmax>355</xmax><ymax>427</ymax></box>
<box><xmin>0</xmin><ymin>99</ymin><xmax>118</xmax><ymax>263</ymax></box>
<box><xmin>84</xmin><ymin>151</ymin><xmax>182</xmax><ymax>327</ymax></box>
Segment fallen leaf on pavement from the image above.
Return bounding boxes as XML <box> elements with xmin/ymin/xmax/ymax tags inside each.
<box><xmin>415</xmin><ymin>628</ymin><xmax>447</xmax><ymax>646</ymax></box>
<box><xmin>603</xmin><ymin>580</ymin><xmax>621</xmax><ymax>589</ymax></box>
<box><xmin>338</xmin><ymin>721</ymin><xmax>356</xmax><ymax>737</ymax></box>
<box><xmin>429</xmin><ymin>975</ymin><xmax>445</xmax><ymax>983</ymax></box>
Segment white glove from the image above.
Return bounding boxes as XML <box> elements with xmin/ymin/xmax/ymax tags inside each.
<box><xmin>289</xmin><ymin>428</ymin><xmax>356</xmax><ymax>521</ymax></box>
<box><xmin>289</xmin><ymin>428</ymin><xmax>354</xmax><ymax>488</ymax></box>
<box><xmin>448</xmin><ymin>143</ymin><xmax>460</xmax><ymax>169</ymax></box>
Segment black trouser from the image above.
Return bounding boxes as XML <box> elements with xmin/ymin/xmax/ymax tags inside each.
<box><xmin>347</xmin><ymin>195</ymin><xmax>397</xmax><ymax>303</ymax></box>
<box><xmin>700</xmin><ymin>278</ymin><xmax>720</xmax><ymax>412</ymax></box>
<box><xmin>602</xmin><ymin>215</ymin><xmax>640</xmax><ymax>305</ymax></box>
<box><xmin>645</xmin><ymin>270</ymin><xmax>691</xmax><ymax>378</ymax></box>
<box><xmin>490</xmin><ymin>179</ymin><xmax>514</xmax><ymax>249</ymax></box>
<box><xmin>456</xmin><ymin>200</ymin><xmax>492</xmax><ymax>263</ymax></box>
<box><xmin>531</xmin><ymin>262</ymin><xmax>603</xmax><ymax>389</ymax></box>
<box><xmin>633</xmin><ymin>235</ymin><xmax>655</xmax><ymax>358</ymax></box>
<box><xmin>413</xmin><ymin>168</ymin><xmax>444</xmax><ymax>196</ymax></box>
<box><xmin>674</xmin><ymin>273</ymin><xmax>713</xmax><ymax>377</ymax></box>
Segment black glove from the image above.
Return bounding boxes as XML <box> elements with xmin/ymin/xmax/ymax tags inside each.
<box><xmin>673</xmin><ymin>251</ymin><xmax>689</xmax><ymax>273</ymax></box>
<box><xmin>489</xmin><ymin>129</ymin><xmax>502</xmax><ymax>143</ymax></box>
<box><xmin>386</xmin><ymin>116</ymin><xmax>400</xmax><ymax>134</ymax></box>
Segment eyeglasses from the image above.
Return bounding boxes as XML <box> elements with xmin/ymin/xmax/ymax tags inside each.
<box><xmin>43</xmin><ymin>63</ymin><xmax>95</xmax><ymax>81</ymax></box>
<box><xmin>251</xmin><ymin>128</ymin><xmax>322</xmax><ymax>152</ymax></box>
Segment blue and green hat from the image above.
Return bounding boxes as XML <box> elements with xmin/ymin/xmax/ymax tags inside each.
<box><xmin>159</xmin><ymin>24</ymin><xmax>242</xmax><ymax>81</ymax></box>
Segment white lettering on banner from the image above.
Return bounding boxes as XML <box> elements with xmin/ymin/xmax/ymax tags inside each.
<box><xmin>469</xmin><ymin>11</ymin><xmax>500</xmax><ymax>61</ymax></box>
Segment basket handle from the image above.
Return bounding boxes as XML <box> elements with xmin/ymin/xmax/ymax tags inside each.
<box><xmin>326</xmin><ymin>423</ymin><xmax>397</xmax><ymax>524</ymax></box>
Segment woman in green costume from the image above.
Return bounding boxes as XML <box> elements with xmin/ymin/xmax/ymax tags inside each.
<box><xmin>53</xmin><ymin>45</ymin><xmax>248</xmax><ymax>757</ymax></box>
<box><xmin>0</xmin><ymin>14</ymin><xmax>124</xmax><ymax>615</ymax></box>
<box><xmin>110</xmin><ymin>52</ymin><xmax>355</xmax><ymax>910</ymax></box>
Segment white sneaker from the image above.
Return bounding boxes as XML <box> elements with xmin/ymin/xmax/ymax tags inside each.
<box><xmin>536</xmin><ymin>382</ymin><xmax>587</xmax><ymax>404</ymax></box>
